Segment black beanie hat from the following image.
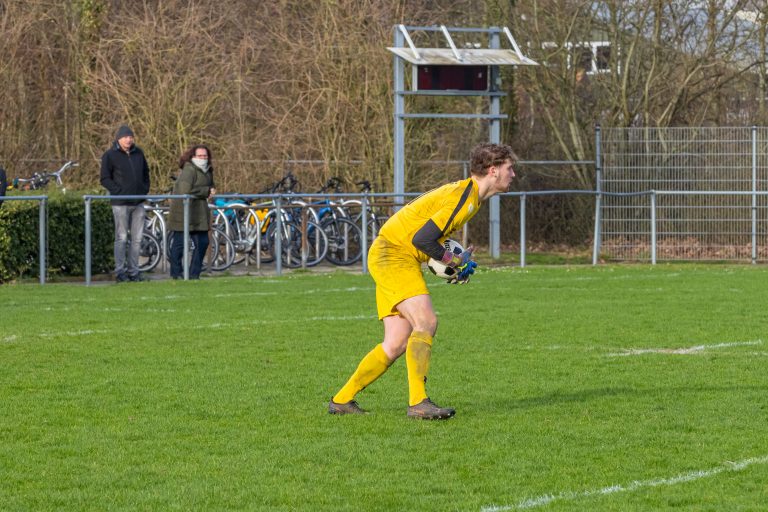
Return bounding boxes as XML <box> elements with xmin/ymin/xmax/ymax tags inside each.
<box><xmin>115</xmin><ymin>125</ymin><xmax>134</xmax><ymax>139</ymax></box>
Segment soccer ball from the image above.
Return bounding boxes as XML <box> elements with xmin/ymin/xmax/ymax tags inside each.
<box><xmin>427</xmin><ymin>239</ymin><xmax>464</xmax><ymax>280</ymax></box>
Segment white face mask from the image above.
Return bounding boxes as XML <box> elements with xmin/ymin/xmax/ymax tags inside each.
<box><xmin>192</xmin><ymin>158</ymin><xmax>209</xmax><ymax>172</ymax></box>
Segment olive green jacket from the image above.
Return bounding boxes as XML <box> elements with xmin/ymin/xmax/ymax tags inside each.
<box><xmin>168</xmin><ymin>162</ymin><xmax>214</xmax><ymax>232</ymax></box>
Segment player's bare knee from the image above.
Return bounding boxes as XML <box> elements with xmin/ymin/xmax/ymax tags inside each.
<box><xmin>382</xmin><ymin>338</ymin><xmax>408</xmax><ymax>360</ymax></box>
<box><xmin>413</xmin><ymin>315</ymin><xmax>437</xmax><ymax>336</ymax></box>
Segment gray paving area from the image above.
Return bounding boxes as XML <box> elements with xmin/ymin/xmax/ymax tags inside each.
<box><xmin>90</xmin><ymin>261</ymin><xmax>365</xmax><ymax>284</ymax></box>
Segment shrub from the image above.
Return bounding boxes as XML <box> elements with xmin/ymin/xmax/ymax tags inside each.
<box><xmin>0</xmin><ymin>191</ymin><xmax>113</xmax><ymax>282</ymax></box>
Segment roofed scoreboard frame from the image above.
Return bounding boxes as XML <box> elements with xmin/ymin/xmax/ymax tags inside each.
<box><xmin>387</xmin><ymin>25</ymin><xmax>538</xmax><ymax>259</ymax></box>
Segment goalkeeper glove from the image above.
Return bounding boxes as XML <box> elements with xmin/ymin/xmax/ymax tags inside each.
<box><xmin>448</xmin><ymin>260</ymin><xmax>477</xmax><ymax>284</ymax></box>
<box><xmin>441</xmin><ymin>245</ymin><xmax>477</xmax><ymax>284</ymax></box>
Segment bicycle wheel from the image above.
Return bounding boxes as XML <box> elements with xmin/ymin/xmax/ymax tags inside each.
<box><xmin>272</xmin><ymin>220</ymin><xmax>328</xmax><ymax>268</ymax></box>
<box><xmin>138</xmin><ymin>232</ymin><xmax>161</xmax><ymax>272</ymax></box>
<box><xmin>323</xmin><ymin>217</ymin><xmax>362</xmax><ymax>265</ymax></box>
<box><xmin>239</xmin><ymin>209</ymin><xmax>266</xmax><ymax>265</ymax></box>
<box><xmin>254</xmin><ymin>215</ymin><xmax>276</xmax><ymax>264</ymax></box>
<box><xmin>204</xmin><ymin>228</ymin><xmax>236</xmax><ymax>271</ymax></box>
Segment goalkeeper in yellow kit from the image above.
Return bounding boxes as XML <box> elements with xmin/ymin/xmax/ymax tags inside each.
<box><xmin>329</xmin><ymin>143</ymin><xmax>518</xmax><ymax>420</ymax></box>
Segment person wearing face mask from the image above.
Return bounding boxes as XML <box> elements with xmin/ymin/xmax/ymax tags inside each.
<box><xmin>168</xmin><ymin>144</ymin><xmax>217</xmax><ymax>280</ymax></box>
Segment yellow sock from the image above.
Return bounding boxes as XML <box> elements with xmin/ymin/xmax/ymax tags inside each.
<box><xmin>333</xmin><ymin>344</ymin><xmax>391</xmax><ymax>404</ymax></box>
<box><xmin>406</xmin><ymin>331</ymin><xmax>433</xmax><ymax>406</ymax></box>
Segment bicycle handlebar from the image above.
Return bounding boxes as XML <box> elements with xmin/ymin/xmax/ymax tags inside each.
<box><xmin>12</xmin><ymin>160</ymin><xmax>78</xmax><ymax>190</ymax></box>
<box><xmin>317</xmin><ymin>176</ymin><xmax>343</xmax><ymax>193</ymax></box>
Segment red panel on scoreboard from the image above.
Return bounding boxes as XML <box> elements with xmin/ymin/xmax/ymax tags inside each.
<box><xmin>416</xmin><ymin>65</ymin><xmax>488</xmax><ymax>91</ymax></box>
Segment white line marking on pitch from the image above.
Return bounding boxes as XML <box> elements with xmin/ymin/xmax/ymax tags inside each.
<box><xmin>213</xmin><ymin>286</ymin><xmax>373</xmax><ymax>298</ymax></box>
<box><xmin>195</xmin><ymin>314</ymin><xmax>376</xmax><ymax>329</ymax></box>
<box><xmin>607</xmin><ymin>340</ymin><xmax>763</xmax><ymax>357</ymax></box>
<box><xmin>7</xmin><ymin>315</ymin><xmax>376</xmax><ymax>341</ymax></box>
<box><xmin>481</xmin><ymin>454</ymin><xmax>768</xmax><ymax>511</ymax></box>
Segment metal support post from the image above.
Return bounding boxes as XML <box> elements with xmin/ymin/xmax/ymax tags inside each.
<box><xmin>592</xmin><ymin>124</ymin><xmax>603</xmax><ymax>265</ymax></box>
<box><xmin>393</xmin><ymin>26</ymin><xmax>406</xmax><ymax>209</ymax></box>
<box><xmin>462</xmin><ymin>162</ymin><xmax>469</xmax><ymax>248</ymax></box>
<box><xmin>752</xmin><ymin>125</ymin><xmax>758</xmax><ymax>264</ymax></box>
<box><xmin>254</xmin><ymin>215</ymin><xmax>262</xmax><ymax>269</ymax></box>
<box><xmin>301</xmin><ymin>207</ymin><xmax>309</xmax><ymax>268</ymax></box>
<box><xmin>488</xmin><ymin>30</ymin><xmax>502</xmax><ymax>259</ymax></box>
<box><xmin>361</xmin><ymin>192</ymin><xmax>369</xmax><ymax>274</ymax></box>
<box><xmin>85</xmin><ymin>197</ymin><xmax>92</xmax><ymax>285</ymax></box>
<box><xmin>183</xmin><ymin>197</ymin><xmax>190</xmax><ymax>280</ymax></box>
<box><xmin>275</xmin><ymin>196</ymin><xmax>283</xmax><ymax>276</ymax></box>
<box><xmin>519</xmin><ymin>194</ymin><xmax>526</xmax><ymax>268</ymax></box>
<box><xmin>650</xmin><ymin>191</ymin><xmax>657</xmax><ymax>265</ymax></box>
<box><xmin>38</xmin><ymin>198</ymin><xmax>47</xmax><ymax>284</ymax></box>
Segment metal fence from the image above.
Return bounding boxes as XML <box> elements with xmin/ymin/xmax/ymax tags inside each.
<box><xmin>0</xmin><ymin>196</ymin><xmax>49</xmax><ymax>283</ymax></box>
<box><xmin>599</xmin><ymin>126</ymin><xmax>768</xmax><ymax>261</ymax></box>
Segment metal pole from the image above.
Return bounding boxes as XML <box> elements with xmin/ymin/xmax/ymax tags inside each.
<box><xmin>85</xmin><ymin>197</ymin><xmax>92</xmax><ymax>285</ymax></box>
<box><xmin>301</xmin><ymin>207</ymin><xmax>308</xmax><ymax>269</ymax></box>
<box><xmin>183</xmin><ymin>197</ymin><xmax>190</xmax><ymax>280</ymax></box>
<box><xmin>651</xmin><ymin>191</ymin><xmax>657</xmax><ymax>265</ymax></box>
<box><xmin>361</xmin><ymin>191</ymin><xmax>369</xmax><ymax>274</ymax></box>
<box><xmin>254</xmin><ymin>214</ymin><xmax>262</xmax><ymax>270</ymax></box>
<box><xmin>275</xmin><ymin>196</ymin><xmax>283</xmax><ymax>276</ymax></box>
<box><xmin>393</xmin><ymin>26</ymin><xmax>406</xmax><ymax>209</ymax></box>
<box><xmin>38</xmin><ymin>198</ymin><xmax>47</xmax><ymax>285</ymax></box>
<box><xmin>488</xmin><ymin>30</ymin><xmax>502</xmax><ymax>259</ymax></box>
<box><xmin>752</xmin><ymin>125</ymin><xmax>758</xmax><ymax>264</ymax></box>
<box><xmin>592</xmin><ymin>124</ymin><xmax>603</xmax><ymax>265</ymax></box>
<box><xmin>160</xmin><ymin>209</ymin><xmax>168</xmax><ymax>272</ymax></box>
<box><xmin>520</xmin><ymin>194</ymin><xmax>526</xmax><ymax>268</ymax></box>
<box><xmin>462</xmin><ymin>161</ymin><xmax>469</xmax><ymax>248</ymax></box>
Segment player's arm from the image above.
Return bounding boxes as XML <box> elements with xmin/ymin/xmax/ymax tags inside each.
<box><xmin>413</xmin><ymin>220</ymin><xmax>476</xmax><ymax>284</ymax></box>
<box><xmin>412</xmin><ymin>219</ymin><xmax>472</xmax><ymax>267</ymax></box>
<box><xmin>412</xmin><ymin>220</ymin><xmax>448</xmax><ymax>262</ymax></box>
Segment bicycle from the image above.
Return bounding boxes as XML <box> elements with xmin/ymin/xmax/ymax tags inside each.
<box><xmin>264</xmin><ymin>173</ymin><xmax>328</xmax><ymax>268</ymax></box>
<box><xmin>212</xmin><ymin>194</ymin><xmax>274</xmax><ymax>266</ymax></box>
<box><xmin>311</xmin><ymin>177</ymin><xmax>363</xmax><ymax>266</ymax></box>
<box><xmin>342</xmin><ymin>180</ymin><xmax>389</xmax><ymax>240</ymax></box>
<box><xmin>140</xmin><ymin>188</ymin><xmax>236</xmax><ymax>273</ymax></box>
<box><xmin>11</xmin><ymin>161</ymin><xmax>78</xmax><ymax>190</ymax></box>
<box><xmin>139</xmin><ymin>222</ymin><xmax>235</xmax><ymax>273</ymax></box>
<box><xmin>213</xmin><ymin>173</ymin><xmax>328</xmax><ymax>268</ymax></box>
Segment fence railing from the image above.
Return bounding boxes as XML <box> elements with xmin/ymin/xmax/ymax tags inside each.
<box><xmin>83</xmin><ymin>194</ymin><xmax>194</xmax><ymax>285</ymax></box>
<box><xmin>597</xmin><ymin>190</ymin><xmax>768</xmax><ymax>264</ymax></box>
<box><xmin>11</xmin><ymin>187</ymin><xmax>768</xmax><ymax>285</ymax></box>
<box><xmin>81</xmin><ymin>191</ymin><xmax>410</xmax><ymax>284</ymax></box>
<box><xmin>0</xmin><ymin>196</ymin><xmax>48</xmax><ymax>284</ymax></box>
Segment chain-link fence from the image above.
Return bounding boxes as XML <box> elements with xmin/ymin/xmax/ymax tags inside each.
<box><xmin>599</xmin><ymin>127</ymin><xmax>768</xmax><ymax>261</ymax></box>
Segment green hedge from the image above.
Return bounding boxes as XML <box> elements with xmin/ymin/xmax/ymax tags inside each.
<box><xmin>0</xmin><ymin>191</ymin><xmax>114</xmax><ymax>282</ymax></box>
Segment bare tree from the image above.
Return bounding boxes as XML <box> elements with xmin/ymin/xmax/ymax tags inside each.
<box><xmin>511</xmin><ymin>0</ymin><xmax>762</xmax><ymax>187</ymax></box>
<box><xmin>0</xmin><ymin>0</ymin><xmax>512</xmax><ymax>192</ymax></box>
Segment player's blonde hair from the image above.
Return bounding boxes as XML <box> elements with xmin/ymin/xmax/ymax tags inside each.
<box><xmin>469</xmin><ymin>143</ymin><xmax>518</xmax><ymax>176</ymax></box>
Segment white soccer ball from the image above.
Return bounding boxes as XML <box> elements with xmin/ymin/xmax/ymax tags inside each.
<box><xmin>427</xmin><ymin>239</ymin><xmax>464</xmax><ymax>280</ymax></box>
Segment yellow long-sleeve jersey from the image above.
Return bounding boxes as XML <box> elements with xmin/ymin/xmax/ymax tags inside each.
<box><xmin>378</xmin><ymin>177</ymin><xmax>480</xmax><ymax>262</ymax></box>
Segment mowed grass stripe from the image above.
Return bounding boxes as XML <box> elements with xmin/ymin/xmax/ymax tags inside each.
<box><xmin>1</xmin><ymin>265</ymin><xmax>768</xmax><ymax>511</ymax></box>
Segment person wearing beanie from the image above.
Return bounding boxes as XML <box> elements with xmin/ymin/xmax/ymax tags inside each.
<box><xmin>99</xmin><ymin>124</ymin><xmax>151</xmax><ymax>282</ymax></box>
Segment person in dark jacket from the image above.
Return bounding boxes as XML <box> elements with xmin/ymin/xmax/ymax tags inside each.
<box><xmin>0</xmin><ymin>166</ymin><xmax>7</xmax><ymax>209</ymax></box>
<box><xmin>168</xmin><ymin>144</ymin><xmax>216</xmax><ymax>280</ymax></box>
<box><xmin>100</xmin><ymin>125</ymin><xmax>151</xmax><ymax>282</ymax></box>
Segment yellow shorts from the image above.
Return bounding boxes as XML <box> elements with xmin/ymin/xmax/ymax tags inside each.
<box><xmin>368</xmin><ymin>236</ymin><xmax>429</xmax><ymax>320</ymax></box>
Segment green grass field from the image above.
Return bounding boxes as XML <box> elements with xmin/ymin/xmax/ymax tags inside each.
<box><xmin>2</xmin><ymin>265</ymin><xmax>768</xmax><ymax>511</ymax></box>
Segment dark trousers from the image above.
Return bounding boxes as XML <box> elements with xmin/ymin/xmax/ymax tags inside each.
<box><xmin>170</xmin><ymin>230</ymin><xmax>209</xmax><ymax>279</ymax></box>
